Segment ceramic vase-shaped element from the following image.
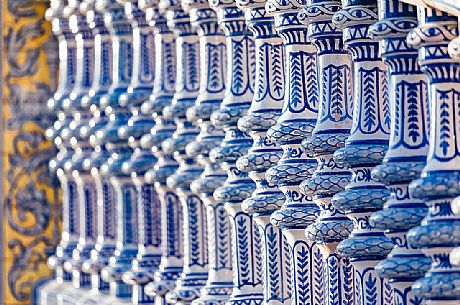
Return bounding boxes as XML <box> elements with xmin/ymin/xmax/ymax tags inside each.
<box><xmin>263</xmin><ymin>1</ymin><xmax>326</xmax><ymax>305</ymax></box>
<box><xmin>234</xmin><ymin>2</ymin><xmax>291</xmax><ymax>305</ymax></box>
<box><xmin>79</xmin><ymin>2</ymin><xmax>117</xmax><ymax>292</ymax></box>
<box><xmin>331</xmin><ymin>1</ymin><xmax>394</xmax><ymax>304</ymax></box>
<box><xmin>61</xmin><ymin>1</ymin><xmax>97</xmax><ymax>289</ymax></box>
<box><xmin>95</xmin><ymin>0</ymin><xmax>138</xmax><ymax>299</ymax></box>
<box><xmin>113</xmin><ymin>2</ymin><xmax>159</xmax><ymax>303</ymax></box>
<box><xmin>46</xmin><ymin>1</ymin><xmax>79</xmax><ymax>283</ymax></box>
<box><xmin>367</xmin><ymin>2</ymin><xmax>432</xmax><ymax>305</ymax></box>
<box><xmin>162</xmin><ymin>3</ymin><xmax>207</xmax><ymax>305</ymax></box>
<box><xmin>406</xmin><ymin>6</ymin><xmax>460</xmax><ymax>305</ymax></box>
<box><xmin>207</xmin><ymin>3</ymin><xmax>257</xmax><ymax>305</ymax></box>
<box><xmin>295</xmin><ymin>2</ymin><xmax>355</xmax><ymax>305</ymax></box>
<box><xmin>182</xmin><ymin>1</ymin><xmax>233</xmax><ymax>305</ymax></box>
<box><xmin>137</xmin><ymin>1</ymin><xmax>184</xmax><ymax>304</ymax></box>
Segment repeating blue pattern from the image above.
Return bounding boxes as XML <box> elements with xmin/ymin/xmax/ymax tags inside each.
<box><xmin>38</xmin><ymin>1</ymin><xmax>460</xmax><ymax>305</ymax></box>
<box><xmin>297</xmin><ymin>2</ymin><xmax>355</xmax><ymax>305</ymax></box>
<box><xmin>405</xmin><ymin>6</ymin><xmax>460</xmax><ymax>304</ymax></box>
<box><xmin>367</xmin><ymin>3</ymin><xmax>432</xmax><ymax>305</ymax></box>
<box><xmin>330</xmin><ymin>1</ymin><xmax>393</xmax><ymax>305</ymax></box>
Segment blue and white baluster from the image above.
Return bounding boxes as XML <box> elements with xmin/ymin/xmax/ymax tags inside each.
<box><xmin>137</xmin><ymin>1</ymin><xmax>185</xmax><ymax>304</ymax></box>
<box><xmin>80</xmin><ymin>0</ymin><xmax>117</xmax><ymax>293</ymax></box>
<box><xmin>112</xmin><ymin>2</ymin><xmax>159</xmax><ymax>303</ymax></box>
<box><xmin>264</xmin><ymin>2</ymin><xmax>326</xmax><ymax>305</ymax></box>
<box><xmin>96</xmin><ymin>0</ymin><xmax>138</xmax><ymax>299</ymax></box>
<box><xmin>296</xmin><ymin>2</ymin><xmax>355</xmax><ymax>305</ymax></box>
<box><xmin>367</xmin><ymin>2</ymin><xmax>432</xmax><ymax>305</ymax></box>
<box><xmin>182</xmin><ymin>1</ymin><xmax>232</xmax><ymax>304</ymax></box>
<box><xmin>331</xmin><ymin>1</ymin><xmax>394</xmax><ymax>304</ymax></box>
<box><xmin>405</xmin><ymin>6</ymin><xmax>460</xmax><ymax>305</ymax></box>
<box><xmin>207</xmin><ymin>3</ymin><xmax>258</xmax><ymax>305</ymax></box>
<box><xmin>233</xmin><ymin>2</ymin><xmax>289</xmax><ymax>305</ymax></box>
<box><xmin>46</xmin><ymin>0</ymin><xmax>79</xmax><ymax>284</ymax></box>
<box><xmin>449</xmin><ymin>0</ymin><xmax>460</xmax><ymax>294</ymax></box>
<box><xmin>162</xmin><ymin>3</ymin><xmax>207</xmax><ymax>305</ymax></box>
<box><xmin>60</xmin><ymin>0</ymin><xmax>96</xmax><ymax>289</ymax></box>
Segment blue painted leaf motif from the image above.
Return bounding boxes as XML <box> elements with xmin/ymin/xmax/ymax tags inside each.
<box><xmin>163</xmin><ymin>41</ymin><xmax>176</xmax><ymax>91</ymax></box>
<box><xmin>254</xmin><ymin>221</ymin><xmax>263</xmax><ymax>283</ymax></box>
<box><xmin>361</xmin><ymin>68</ymin><xmax>377</xmax><ymax>131</ymax></box>
<box><xmin>266</xmin><ymin>226</ymin><xmax>280</xmax><ymax>298</ymax></box>
<box><xmin>217</xmin><ymin>205</ymin><xmax>229</xmax><ymax>269</ymax></box>
<box><xmin>342</xmin><ymin>260</ymin><xmax>354</xmax><ymax>305</ymax></box>
<box><xmin>295</xmin><ymin>244</ymin><xmax>311</xmax><ymax>305</ymax></box>
<box><xmin>364</xmin><ymin>273</ymin><xmax>377</xmax><ymax>305</ymax></box>
<box><xmin>313</xmin><ymin>248</ymin><xmax>324</xmax><ymax>305</ymax></box>
<box><xmin>118</xmin><ymin>40</ymin><xmax>133</xmax><ymax>83</ymax></box>
<box><xmin>236</xmin><ymin>216</ymin><xmax>250</xmax><ymax>283</ymax></box>
<box><xmin>384</xmin><ymin>280</ymin><xmax>393</xmax><ymax>305</ymax></box>
<box><xmin>381</xmin><ymin>71</ymin><xmax>390</xmax><ymax>131</ymax></box>
<box><xmin>187</xmin><ymin>195</ymin><xmax>203</xmax><ymax>265</ymax></box>
<box><xmin>66</xmin><ymin>46</ymin><xmax>77</xmax><ymax>86</ymax></box>
<box><xmin>288</xmin><ymin>51</ymin><xmax>318</xmax><ymax>114</ymax></box>
<box><xmin>328</xmin><ymin>256</ymin><xmax>339</xmax><ymax>305</ymax></box>
<box><xmin>271</xmin><ymin>45</ymin><xmax>284</xmax><ymax>99</ymax></box>
<box><xmin>256</xmin><ymin>43</ymin><xmax>267</xmax><ymax>102</ymax></box>
<box><xmin>231</xmin><ymin>38</ymin><xmax>244</xmax><ymax>94</ymax></box>
<box><xmin>406</xmin><ymin>82</ymin><xmax>420</xmax><ymax>142</ymax></box>
<box><xmin>207</xmin><ymin>43</ymin><xmax>226</xmax><ymax>93</ymax></box>
<box><xmin>439</xmin><ymin>90</ymin><xmax>451</xmax><ymax>156</ymax></box>
<box><xmin>100</xmin><ymin>41</ymin><xmax>112</xmax><ymax>86</ymax></box>
<box><xmin>183</xmin><ymin>42</ymin><xmax>199</xmax><ymax>92</ymax></box>
<box><xmin>283</xmin><ymin>238</ymin><xmax>292</xmax><ymax>296</ymax></box>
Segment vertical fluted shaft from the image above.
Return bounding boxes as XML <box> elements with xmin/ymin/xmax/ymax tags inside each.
<box><xmin>264</xmin><ymin>1</ymin><xmax>325</xmax><ymax>305</ymax></box>
<box><xmin>46</xmin><ymin>0</ymin><xmax>80</xmax><ymax>283</ymax></box>
<box><xmin>207</xmin><ymin>2</ymin><xmax>258</xmax><ymax>305</ymax></box>
<box><xmin>138</xmin><ymin>1</ymin><xmax>184</xmax><ymax>304</ymax></box>
<box><xmin>182</xmin><ymin>1</ymin><xmax>233</xmax><ymax>305</ymax></box>
<box><xmin>296</xmin><ymin>2</ymin><xmax>355</xmax><ymax>305</ymax></box>
<box><xmin>331</xmin><ymin>1</ymin><xmax>393</xmax><ymax>305</ymax></box>
<box><xmin>162</xmin><ymin>2</ymin><xmax>207</xmax><ymax>305</ymax></box>
<box><xmin>406</xmin><ymin>6</ymin><xmax>460</xmax><ymax>305</ymax></box>
<box><xmin>367</xmin><ymin>2</ymin><xmax>432</xmax><ymax>305</ymax></box>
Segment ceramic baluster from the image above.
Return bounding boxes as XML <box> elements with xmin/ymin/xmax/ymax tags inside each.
<box><xmin>264</xmin><ymin>1</ymin><xmax>326</xmax><ymax>305</ymax></box>
<box><xmin>405</xmin><ymin>6</ymin><xmax>460</xmax><ymax>305</ymax></box>
<box><xmin>79</xmin><ymin>0</ymin><xmax>117</xmax><ymax>292</ymax></box>
<box><xmin>161</xmin><ymin>2</ymin><xmax>207</xmax><ymax>305</ymax></box>
<box><xmin>331</xmin><ymin>1</ymin><xmax>394</xmax><ymax>305</ymax></box>
<box><xmin>109</xmin><ymin>2</ymin><xmax>159</xmax><ymax>303</ymax></box>
<box><xmin>285</xmin><ymin>1</ymin><xmax>355</xmax><ymax>305</ymax></box>
<box><xmin>46</xmin><ymin>0</ymin><xmax>80</xmax><ymax>283</ymax></box>
<box><xmin>137</xmin><ymin>1</ymin><xmax>184</xmax><ymax>304</ymax></box>
<box><xmin>95</xmin><ymin>0</ymin><xmax>138</xmax><ymax>299</ymax></box>
<box><xmin>231</xmin><ymin>2</ymin><xmax>290</xmax><ymax>305</ymax></box>
<box><xmin>366</xmin><ymin>2</ymin><xmax>432</xmax><ymax>305</ymax></box>
<box><xmin>59</xmin><ymin>0</ymin><xmax>97</xmax><ymax>289</ymax></box>
<box><xmin>180</xmin><ymin>1</ymin><xmax>233</xmax><ymax>304</ymax></box>
<box><xmin>206</xmin><ymin>3</ymin><xmax>258</xmax><ymax>305</ymax></box>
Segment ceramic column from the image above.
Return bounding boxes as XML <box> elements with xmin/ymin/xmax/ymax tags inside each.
<box><xmin>207</xmin><ymin>3</ymin><xmax>258</xmax><ymax>305</ymax></box>
<box><xmin>137</xmin><ymin>1</ymin><xmax>184</xmax><ymax>304</ymax></box>
<box><xmin>162</xmin><ymin>2</ymin><xmax>207</xmax><ymax>305</ymax></box>
<box><xmin>113</xmin><ymin>2</ymin><xmax>159</xmax><ymax>303</ymax></box>
<box><xmin>264</xmin><ymin>1</ymin><xmax>326</xmax><ymax>305</ymax></box>
<box><xmin>46</xmin><ymin>0</ymin><xmax>79</xmax><ymax>284</ymax></box>
<box><xmin>181</xmin><ymin>1</ymin><xmax>233</xmax><ymax>304</ymax></box>
<box><xmin>293</xmin><ymin>1</ymin><xmax>355</xmax><ymax>305</ymax></box>
<box><xmin>331</xmin><ymin>1</ymin><xmax>394</xmax><ymax>305</ymax></box>
<box><xmin>405</xmin><ymin>5</ymin><xmax>460</xmax><ymax>305</ymax></box>
<box><xmin>80</xmin><ymin>0</ymin><xmax>118</xmax><ymax>293</ymax></box>
<box><xmin>232</xmin><ymin>1</ymin><xmax>289</xmax><ymax>305</ymax></box>
<box><xmin>367</xmin><ymin>2</ymin><xmax>432</xmax><ymax>305</ymax></box>
<box><xmin>96</xmin><ymin>0</ymin><xmax>138</xmax><ymax>299</ymax></box>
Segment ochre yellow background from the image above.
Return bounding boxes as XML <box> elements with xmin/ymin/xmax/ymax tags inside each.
<box><xmin>2</xmin><ymin>1</ymin><xmax>61</xmax><ymax>304</ymax></box>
